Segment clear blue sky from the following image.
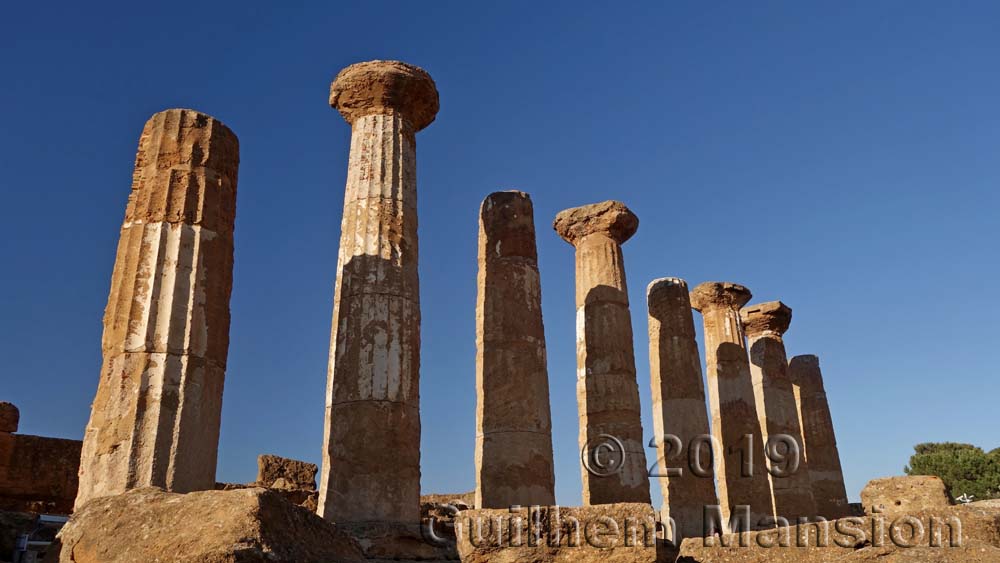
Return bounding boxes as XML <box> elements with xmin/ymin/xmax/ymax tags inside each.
<box><xmin>1</xmin><ymin>2</ymin><xmax>997</xmax><ymax>507</ymax></box>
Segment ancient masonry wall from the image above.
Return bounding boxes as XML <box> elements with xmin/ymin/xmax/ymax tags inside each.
<box><xmin>0</xmin><ymin>403</ymin><xmax>81</xmax><ymax>514</ymax></box>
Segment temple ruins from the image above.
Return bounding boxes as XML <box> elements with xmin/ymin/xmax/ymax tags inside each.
<box><xmin>12</xmin><ymin>58</ymin><xmax>877</xmax><ymax>563</ymax></box>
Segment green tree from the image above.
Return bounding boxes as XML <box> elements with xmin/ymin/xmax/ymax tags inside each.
<box><xmin>904</xmin><ymin>442</ymin><xmax>1000</xmax><ymax>500</ymax></box>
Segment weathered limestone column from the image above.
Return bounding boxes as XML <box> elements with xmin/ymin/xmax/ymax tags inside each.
<box><xmin>689</xmin><ymin>282</ymin><xmax>773</xmax><ymax>529</ymax></box>
<box><xmin>76</xmin><ymin>109</ymin><xmax>239</xmax><ymax>508</ymax></box>
<box><xmin>474</xmin><ymin>191</ymin><xmax>556</xmax><ymax>509</ymax></box>
<box><xmin>742</xmin><ymin>301</ymin><xmax>817</xmax><ymax>522</ymax></box>
<box><xmin>789</xmin><ymin>354</ymin><xmax>850</xmax><ymax>518</ymax></box>
<box><xmin>646</xmin><ymin>277</ymin><xmax>718</xmax><ymax>541</ymax></box>
<box><xmin>554</xmin><ymin>201</ymin><xmax>650</xmax><ymax>505</ymax></box>
<box><xmin>318</xmin><ymin>61</ymin><xmax>439</xmax><ymax>526</ymax></box>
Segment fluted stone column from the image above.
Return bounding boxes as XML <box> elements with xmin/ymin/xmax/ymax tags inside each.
<box><xmin>554</xmin><ymin>201</ymin><xmax>650</xmax><ymax>505</ymax></box>
<box><xmin>789</xmin><ymin>354</ymin><xmax>850</xmax><ymax>518</ymax></box>
<box><xmin>318</xmin><ymin>61</ymin><xmax>438</xmax><ymax>526</ymax></box>
<box><xmin>647</xmin><ymin>277</ymin><xmax>718</xmax><ymax>541</ymax></box>
<box><xmin>76</xmin><ymin>109</ymin><xmax>239</xmax><ymax>508</ymax></box>
<box><xmin>689</xmin><ymin>282</ymin><xmax>773</xmax><ymax>529</ymax></box>
<box><xmin>474</xmin><ymin>191</ymin><xmax>556</xmax><ymax>509</ymax></box>
<box><xmin>742</xmin><ymin>301</ymin><xmax>816</xmax><ymax>522</ymax></box>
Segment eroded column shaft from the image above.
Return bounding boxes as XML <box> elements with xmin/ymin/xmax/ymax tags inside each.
<box><xmin>319</xmin><ymin>113</ymin><xmax>421</xmax><ymax>524</ymax></box>
<box><xmin>647</xmin><ymin>278</ymin><xmax>718</xmax><ymax>541</ymax></box>
<box><xmin>690</xmin><ymin>283</ymin><xmax>773</xmax><ymax>528</ymax></box>
<box><xmin>555</xmin><ymin>201</ymin><xmax>649</xmax><ymax>506</ymax></box>
<box><xmin>576</xmin><ymin>234</ymin><xmax>649</xmax><ymax>504</ymax></box>
<box><xmin>789</xmin><ymin>355</ymin><xmax>850</xmax><ymax>518</ymax></box>
<box><xmin>474</xmin><ymin>191</ymin><xmax>556</xmax><ymax>509</ymax></box>
<box><xmin>743</xmin><ymin>303</ymin><xmax>816</xmax><ymax>522</ymax></box>
<box><xmin>76</xmin><ymin>109</ymin><xmax>239</xmax><ymax>508</ymax></box>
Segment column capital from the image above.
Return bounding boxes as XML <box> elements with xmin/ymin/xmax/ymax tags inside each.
<box><xmin>553</xmin><ymin>200</ymin><xmax>638</xmax><ymax>246</ymax></box>
<box><xmin>329</xmin><ymin>60</ymin><xmax>439</xmax><ymax>131</ymax></box>
<box><xmin>689</xmin><ymin>281</ymin><xmax>752</xmax><ymax>313</ymax></box>
<box><xmin>741</xmin><ymin>300</ymin><xmax>792</xmax><ymax>336</ymax></box>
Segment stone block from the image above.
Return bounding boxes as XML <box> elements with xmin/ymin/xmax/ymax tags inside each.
<box><xmin>55</xmin><ymin>487</ymin><xmax>364</xmax><ymax>563</ymax></box>
<box><xmin>256</xmin><ymin>454</ymin><xmax>317</xmax><ymax>491</ymax></box>
<box><xmin>861</xmin><ymin>476</ymin><xmax>951</xmax><ymax>517</ymax></box>
<box><xmin>677</xmin><ymin>500</ymin><xmax>1000</xmax><ymax>562</ymax></box>
<box><xmin>456</xmin><ymin>503</ymin><xmax>661</xmax><ymax>562</ymax></box>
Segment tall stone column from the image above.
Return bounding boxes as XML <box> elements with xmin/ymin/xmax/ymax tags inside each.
<box><xmin>474</xmin><ymin>191</ymin><xmax>556</xmax><ymax>509</ymax></box>
<box><xmin>554</xmin><ymin>200</ymin><xmax>650</xmax><ymax>505</ymax></box>
<box><xmin>646</xmin><ymin>277</ymin><xmax>718</xmax><ymax>541</ymax></box>
<box><xmin>689</xmin><ymin>282</ymin><xmax>773</xmax><ymax>529</ymax></box>
<box><xmin>76</xmin><ymin>109</ymin><xmax>239</xmax><ymax>508</ymax></box>
<box><xmin>742</xmin><ymin>301</ymin><xmax>816</xmax><ymax>522</ymax></box>
<box><xmin>789</xmin><ymin>354</ymin><xmax>850</xmax><ymax>518</ymax></box>
<box><xmin>318</xmin><ymin>61</ymin><xmax>438</xmax><ymax>526</ymax></box>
